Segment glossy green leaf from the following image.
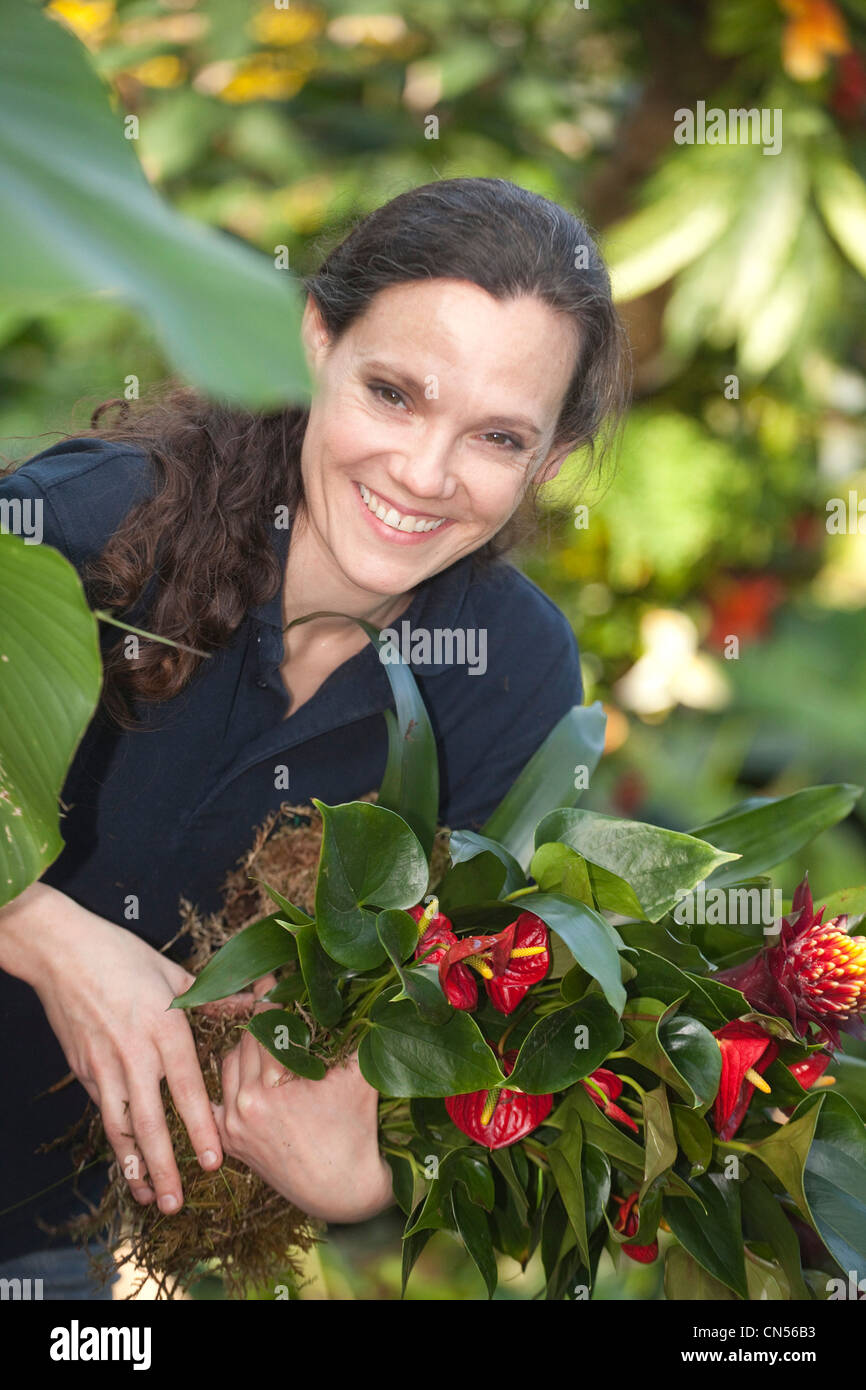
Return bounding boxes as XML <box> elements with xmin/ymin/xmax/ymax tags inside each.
<box><xmin>244</xmin><ymin>1010</ymin><xmax>327</xmax><ymax>1080</ymax></box>
<box><xmin>642</xmin><ymin>1085</ymin><xmax>678</xmax><ymax>1191</ymax></box>
<box><xmin>384</xmin><ymin>1150</ymin><xmax>416</xmax><ymax>1217</ymax></box>
<box><xmin>558</xmin><ymin>1087</ymin><xmax>644</xmax><ymax>1176</ymax></box>
<box><xmin>448</xmin><ymin>830</ymin><xmax>526</xmax><ymax>896</ymax></box>
<box><xmin>451</xmin><ymin>1183</ymin><xmax>497</xmax><ymax>1298</ymax></box>
<box><xmin>258</xmin><ymin>882</ymin><xmax>314</xmax><ymax>927</ymax></box>
<box><xmin>519</xmin><ymin>892</ymin><xmax>626</xmax><ymax>1014</ymax></box>
<box><xmin>672</xmin><ymin>1105</ymin><xmax>714</xmax><ymax>1178</ymax></box>
<box><xmin>663</xmin><ymin>1172</ymin><xmax>748</xmax><ymax>1299</ymax></box>
<box><xmin>294</xmin><ymin>922</ymin><xmax>344</xmax><ymax>1028</ymax></box>
<box><xmin>171</xmin><ymin>914</ymin><xmax>297</xmax><ymax>1008</ymax></box>
<box><xmin>536</xmin><ymin>808</ymin><xmax>739</xmax><ymax>922</ymax></box>
<box><xmin>401</xmin><ymin>1199</ymin><xmax>434</xmax><ymax>1296</ymax></box>
<box><xmin>546</xmin><ymin>1121</ymin><xmax>589</xmax><ymax>1266</ymax></box>
<box><xmin>802</xmin><ymin>1093</ymin><xmax>866</xmax><ymax>1282</ymax></box>
<box><xmin>481</xmin><ymin>703</ymin><xmax>607</xmax><ymax>867</ymax></box>
<box><xmin>745</xmin><ymin>1096</ymin><xmax>823</xmax><ymax>1220</ymax></box>
<box><xmin>664</xmin><ymin>1244</ymin><xmax>738</xmax><ymax>1300</ymax></box>
<box><xmin>529</xmin><ymin>843</ymin><xmax>593</xmax><ymax>903</ymax></box>
<box><xmin>741</xmin><ymin>1175</ymin><xmax>809</xmax><ymax>1300</ymax></box>
<box><xmin>0</xmin><ymin>536</ymin><xmax>101</xmax><ymax>905</ymax></box>
<box><xmin>690</xmin><ymin>784</ymin><xmax>862</xmax><ymax>889</ymax></box>
<box><xmin>436</xmin><ymin>852</ymin><xmax>506</xmax><ymax>915</ymax></box>
<box><xmin>507</xmin><ymin>995</ymin><xmax>624</xmax><ymax>1094</ymax></box>
<box><xmin>314</xmin><ymin>799</ymin><xmax>429</xmax><ymax>969</ymax></box>
<box><xmin>0</xmin><ymin>0</ymin><xmax>309</xmax><ymax>406</ymax></box>
<box><xmin>358</xmin><ymin>992</ymin><xmax>505</xmax><ymax>1097</ymax></box>
<box><xmin>624</xmin><ymin>1001</ymin><xmax>722</xmax><ymax>1110</ymax></box>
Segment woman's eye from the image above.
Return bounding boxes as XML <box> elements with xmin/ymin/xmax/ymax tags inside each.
<box><xmin>370</xmin><ymin>383</ymin><xmax>407</xmax><ymax>408</ymax></box>
<box><xmin>481</xmin><ymin>431</ymin><xmax>524</xmax><ymax>451</ymax></box>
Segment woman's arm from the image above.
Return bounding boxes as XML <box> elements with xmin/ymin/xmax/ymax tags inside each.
<box><xmin>0</xmin><ymin>880</ymin><xmax>256</xmax><ymax>1213</ymax></box>
<box><xmin>213</xmin><ymin>978</ymin><xmax>395</xmax><ymax>1224</ymax></box>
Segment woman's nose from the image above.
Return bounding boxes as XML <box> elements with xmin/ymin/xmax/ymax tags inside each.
<box><xmin>388</xmin><ymin>433</ymin><xmax>458</xmax><ymax>503</ymax></box>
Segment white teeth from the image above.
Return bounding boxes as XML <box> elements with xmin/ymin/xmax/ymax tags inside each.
<box><xmin>357</xmin><ymin>483</ymin><xmax>446</xmax><ymax>533</ymax></box>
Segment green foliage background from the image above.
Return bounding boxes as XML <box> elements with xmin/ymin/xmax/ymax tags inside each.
<box><xmin>3</xmin><ymin>0</ymin><xmax>866</xmax><ymax>1299</ymax></box>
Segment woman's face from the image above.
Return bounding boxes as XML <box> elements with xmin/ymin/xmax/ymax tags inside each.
<box><xmin>298</xmin><ymin>278</ymin><xmax>580</xmax><ymax>599</ymax></box>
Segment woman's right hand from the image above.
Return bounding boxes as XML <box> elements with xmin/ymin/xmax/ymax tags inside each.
<box><xmin>0</xmin><ymin>880</ymin><xmax>255</xmax><ymax>1215</ymax></box>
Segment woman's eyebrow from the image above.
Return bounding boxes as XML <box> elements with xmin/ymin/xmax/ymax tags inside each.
<box><xmin>361</xmin><ymin>358</ymin><xmax>543</xmax><ymax>438</ymax></box>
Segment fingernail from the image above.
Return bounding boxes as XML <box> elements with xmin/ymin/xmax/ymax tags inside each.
<box><xmin>198</xmin><ymin>1149</ymin><xmax>219</xmax><ymax>1168</ymax></box>
<box><xmin>159</xmin><ymin>1194</ymin><xmax>179</xmax><ymax>1214</ymax></box>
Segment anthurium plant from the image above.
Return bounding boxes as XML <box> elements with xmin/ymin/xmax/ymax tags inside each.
<box><xmin>171</xmin><ymin>629</ymin><xmax>866</xmax><ymax>1303</ymax></box>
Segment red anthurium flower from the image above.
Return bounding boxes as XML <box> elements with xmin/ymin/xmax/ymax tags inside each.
<box><xmin>445</xmin><ymin>1049</ymin><xmax>552</xmax><ymax>1150</ymax></box>
<box><xmin>613</xmin><ymin>1191</ymin><xmax>658</xmax><ymax>1263</ymax></box>
<box><xmin>711</xmin><ymin>1020</ymin><xmax>779</xmax><ymax>1140</ymax></box>
<box><xmin>409</xmin><ymin>899</ymin><xmax>478</xmax><ymax>1010</ymax></box>
<box><xmin>786</xmin><ymin>1049</ymin><xmax>833</xmax><ymax>1089</ymax></box>
<box><xmin>436</xmin><ymin>911</ymin><xmax>551</xmax><ymax>1016</ymax></box>
<box><xmin>484</xmin><ymin>913</ymin><xmax>551</xmax><ymax>1014</ymax></box>
<box><xmin>581</xmin><ymin>1067</ymin><xmax>639</xmax><ymax>1133</ymax></box>
<box><xmin>715</xmin><ymin>875</ymin><xmax>866</xmax><ymax>1048</ymax></box>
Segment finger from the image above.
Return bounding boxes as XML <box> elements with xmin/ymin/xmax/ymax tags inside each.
<box><xmin>160</xmin><ymin>1025</ymin><xmax>224</xmax><ymax>1174</ymax></box>
<box><xmin>253</xmin><ymin>973</ymin><xmax>278</xmax><ymax>999</ymax></box>
<box><xmin>198</xmin><ymin>990</ymin><xmax>258</xmax><ymax>1020</ymax></box>
<box><xmin>220</xmin><ymin>1041</ymin><xmax>240</xmax><ymax>1111</ymax></box>
<box><xmin>238</xmin><ymin>1022</ymin><xmax>263</xmax><ymax>1086</ymax></box>
<box><xmin>96</xmin><ymin>1063</ymin><xmax>155</xmax><ymax>1205</ymax></box>
<box><xmin>125</xmin><ymin>1062</ymin><xmax>185</xmax><ymax>1215</ymax></box>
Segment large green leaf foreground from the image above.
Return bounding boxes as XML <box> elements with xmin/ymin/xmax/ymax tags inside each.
<box><xmin>0</xmin><ymin>534</ymin><xmax>101</xmax><ymax>901</ymax></box>
<box><xmin>0</xmin><ymin>0</ymin><xmax>309</xmax><ymax>407</ymax></box>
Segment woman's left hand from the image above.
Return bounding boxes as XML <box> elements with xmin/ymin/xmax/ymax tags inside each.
<box><xmin>212</xmin><ymin>977</ymin><xmax>395</xmax><ymax>1224</ymax></box>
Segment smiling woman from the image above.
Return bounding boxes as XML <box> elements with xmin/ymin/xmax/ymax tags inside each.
<box><xmin>0</xmin><ymin>177</ymin><xmax>630</xmax><ymax>1292</ymax></box>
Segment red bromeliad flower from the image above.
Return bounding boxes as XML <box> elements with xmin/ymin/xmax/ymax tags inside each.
<box><xmin>715</xmin><ymin>875</ymin><xmax>866</xmax><ymax>1047</ymax></box>
<box><xmin>711</xmin><ymin>1020</ymin><xmax>779</xmax><ymax>1141</ymax></box>
<box><xmin>445</xmin><ymin>1048</ymin><xmax>552</xmax><ymax>1149</ymax></box>
<box><xmin>613</xmin><ymin>1191</ymin><xmax>658</xmax><ymax>1263</ymax></box>
<box><xmin>437</xmin><ymin>911</ymin><xmax>551</xmax><ymax>1015</ymax></box>
<box><xmin>581</xmin><ymin>1067</ymin><xmax>639</xmax><ymax>1133</ymax></box>
<box><xmin>409</xmin><ymin>900</ymin><xmax>478</xmax><ymax>1010</ymax></box>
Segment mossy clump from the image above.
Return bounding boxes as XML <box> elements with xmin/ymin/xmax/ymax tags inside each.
<box><xmin>53</xmin><ymin>796</ymin><xmax>450</xmax><ymax>1299</ymax></box>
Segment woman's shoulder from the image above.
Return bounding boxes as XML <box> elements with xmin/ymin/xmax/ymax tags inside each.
<box><xmin>463</xmin><ymin>557</ymin><xmax>580</xmax><ymax>666</ymax></box>
<box><xmin>0</xmin><ymin>435</ymin><xmax>155</xmax><ymax>565</ymax></box>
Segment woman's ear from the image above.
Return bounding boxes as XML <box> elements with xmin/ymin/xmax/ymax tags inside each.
<box><xmin>300</xmin><ymin>294</ymin><xmax>331</xmax><ymax>374</ymax></box>
<box><xmin>535</xmin><ymin>443</ymin><xmax>574</xmax><ymax>487</ymax></box>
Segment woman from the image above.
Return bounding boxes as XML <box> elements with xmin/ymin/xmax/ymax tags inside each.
<box><xmin>0</xmin><ymin>177</ymin><xmax>629</xmax><ymax>1296</ymax></box>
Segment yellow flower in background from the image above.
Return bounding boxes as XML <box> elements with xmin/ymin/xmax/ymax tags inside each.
<box><xmin>250</xmin><ymin>4</ymin><xmax>324</xmax><ymax>47</ymax></box>
<box><xmin>779</xmin><ymin>0</ymin><xmax>850</xmax><ymax>81</ymax></box>
<box><xmin>48</xmin><ymin>0</ymin><xmax>114</xmax><ymax>45</ymax></box>
<box><xmin>125</xmin><ymin>55</ymin><xmax>187</xmax><ymax>89</ymax></box>
<box><xmin>214</xmin><ymin>51</ymin><xmax>318</xmax><ymax>104</ymax></box>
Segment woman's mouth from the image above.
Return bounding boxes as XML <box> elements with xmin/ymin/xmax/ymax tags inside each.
<box><xmin>356</xmin><ymin>481</ymin><xmax>451</xmax><ymax>539</ymax></box>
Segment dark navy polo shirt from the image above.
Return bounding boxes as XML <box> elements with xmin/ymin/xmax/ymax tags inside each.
<box><xmin>0</xmin><ymin>436</ymin><xmax>582</xmax><ymax>1258</ymax></box>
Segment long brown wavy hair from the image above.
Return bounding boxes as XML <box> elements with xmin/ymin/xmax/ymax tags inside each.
<box><xmin>15</xmin><ymin>177</ymin><xmax>631</xmax><ymax>728</ymax></box>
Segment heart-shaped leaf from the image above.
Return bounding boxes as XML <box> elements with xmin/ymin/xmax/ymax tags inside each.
<box><xmin>507</xmin><ymin>995</ymin><xmax>624</xmax><ymax>1094</ymax></box>
<box><xmin>536</xmin><ymin>808</ymin><xmax>739</xmax><ymax>922</ymax></box>
<box><xmin>358</xmin><ymin>992</ymin><xmax>505</xmax><ymax>1097</ymax></box>
<box><xmin>314</xmin><ymin>799</ymin><xmax>429</xmax><ymax>969</ymax></box>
